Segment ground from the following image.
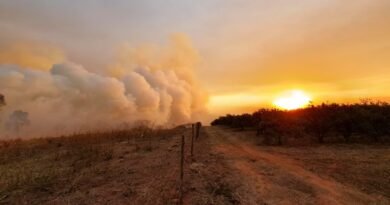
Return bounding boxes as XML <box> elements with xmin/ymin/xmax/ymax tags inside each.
<box><xmin>203</xmin><ymin>126</ymin><xmax>389</xmax><ymax>205</ymax></box>
<box><xmin>0</xmin><ymin>126</ymin><xmax>389</xmax><ymax>204</ymax></box>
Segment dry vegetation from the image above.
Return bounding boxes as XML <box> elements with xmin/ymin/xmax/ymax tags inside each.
<box><xmin>260</xmin><ymin>145</ymin><xmax>390</xmax><ymax>198</ymax></box>
<box><xmin>0</xmin><ymin>126</ymin><xmax>246</xmax><ymax>205</ymax></box>
<box><xmin>205</xmin><ymin>126</ymin><xmax>390</xmax><ymax>204</ymax></box>
<box><xmin>0</xmin><ymin>125</ymin><xmax>389</xmax><ymax>205</ymax></box>
<box><xmin>212</xmin><ymin>102</ymin><xmax>390</xmax><ymax>145</ymax></box>
<box><xmin>0</xmin><ymin>127</ymin><xmax>184</xmax><ymax>204</ymax></box>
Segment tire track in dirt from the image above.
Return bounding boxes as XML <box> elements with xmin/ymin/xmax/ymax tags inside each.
<box><xmin>205</xmin><ymin>126</ymin><xmax>380</xmax><ymax>205</ymax></box>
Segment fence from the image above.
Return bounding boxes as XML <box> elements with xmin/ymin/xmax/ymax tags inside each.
<box><xmin>179</xmin><ymin>122</ymin><xmax>202</xmax><ymax>205</ymax></box>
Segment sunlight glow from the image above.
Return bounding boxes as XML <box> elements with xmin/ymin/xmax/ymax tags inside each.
<box><xmin>273</xmin><ymin>90</ymin><xmax>311</xmax><ymax>110</ymax></box>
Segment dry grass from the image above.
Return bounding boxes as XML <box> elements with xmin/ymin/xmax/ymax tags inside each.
<box><xmin>1</xmin><ymin>125</ymin><xmax>388</xmax><ymax>204</ymax></box>
<box><xmin>0</xmin><ymin>127</ymin><xmax>180</xmax><ymax>204</ymax></box>
<box><xmin>202</xmin><ymin>126</ymin><xmax>390</xmax><ymax>204</ymax></box>
<box><xmin>261</xmin><ymin>144</ymin><xmax>390</xmax><ymax>198</ymax></box>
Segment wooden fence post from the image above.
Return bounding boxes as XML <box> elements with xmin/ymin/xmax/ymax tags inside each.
<box><xmin>179</xmin><ymin>135</ymin><xmax>185</xmax><ymax>205</ymax></box>
<box><xmin>191</xmin><ymin>124</ymin><xmax>194</xmax><ymax>157</ymax></box>
<box><xmin>196</xmin><ymin>122</ymin><xmax>201</xmax><ymax>139</ymax></box>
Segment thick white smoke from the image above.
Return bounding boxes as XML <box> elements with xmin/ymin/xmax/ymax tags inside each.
<box><xmin>0</xmin><ymin>35</ymin><xmax>208</xmax><ymax>138</ymax></box>
<box><xmin>0</xmin><ymin>62</ymin><xmax>206</xmax><ymax>138</ymax></box>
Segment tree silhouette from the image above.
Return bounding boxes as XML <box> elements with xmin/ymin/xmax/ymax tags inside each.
<box><xmin>211</xmin><ymin>101</ymin><xmax>390</xmax><ymax>144</ymax></box>
<box><xmin>6</xmin><ymin>110</ymin><xmax>30</xmax><ymax>133</ymax></box>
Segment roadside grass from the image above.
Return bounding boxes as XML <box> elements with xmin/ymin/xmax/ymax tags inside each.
<box><xmin>0</xmin><ymin>127</ymin><xmax>178</xmax><ymax>203</ymax></box>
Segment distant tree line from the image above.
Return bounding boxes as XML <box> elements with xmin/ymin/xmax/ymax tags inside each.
<box><xmin>211</xmin><ymin>102</ymin><xmax>390</xmax><ymax>144</ymax></box>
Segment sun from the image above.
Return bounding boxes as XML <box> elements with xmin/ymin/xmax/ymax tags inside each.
<box><xmin>273</xmin><ymin>90</ymin><xmax>311</xmax><ymax>110</ymax></box>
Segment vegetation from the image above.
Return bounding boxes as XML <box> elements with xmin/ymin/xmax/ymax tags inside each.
<box><xmin>211</xmin><ymin>101</ymin><xmax>390</xmax><ymax>144</ymax></box>
<box><xmin>0</xmin><ymin>127</ymin><xmax>179</xmax><ymax>204</ymax></box>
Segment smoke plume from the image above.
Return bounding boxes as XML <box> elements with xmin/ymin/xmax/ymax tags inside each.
<box><xmin>0</xmin><ymin>35</ymin><xmax>208</xmax><ymax>138</ymax></box>
<box><xmin>5</xmin><ymin>110</ymin><xmax>30</xmax><ymax>133</ymax></box>
<box><xmin>0</xmin><ymin>42</ymin><xmax>65</xmax><ymax>71</ymax></box>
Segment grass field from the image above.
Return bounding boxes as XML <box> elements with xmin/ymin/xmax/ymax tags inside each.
<box><xmin>0</xmin><ymin>126</ymin><xmax>389</xmax><ymax>204</ymax></box>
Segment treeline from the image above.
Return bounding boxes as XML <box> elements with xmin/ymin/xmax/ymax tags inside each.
<box><xmin>211</xmin><ymin>102</ymin><xmax>390</xmax><ymax>144</ymax></box>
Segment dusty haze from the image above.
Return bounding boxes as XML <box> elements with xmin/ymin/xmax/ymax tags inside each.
<box><xmin>1</xmin><ymin>0</ymin><xmax>390</xmax><ymax>137</ymax></box>
<box><xmin>0</xmin><ymin>34</ymin><xmax>208</xmax><ymax>138</ymax></box>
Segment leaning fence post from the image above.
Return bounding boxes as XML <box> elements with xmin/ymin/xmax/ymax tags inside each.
<box><xmin>179</xmin><ymin>135</ymin><xmax>185</xmax><ymax>205</ymax></box>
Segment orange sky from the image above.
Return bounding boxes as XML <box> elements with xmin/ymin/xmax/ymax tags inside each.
<box><xmin>1</xmin><ymin>0</ymin><xmax>390</xmax><ymax>119</ymax></box>
<box><xmin>198</xmin><ymin>1</ymin><xmax>390</xmax><ymax>116</ymax></box>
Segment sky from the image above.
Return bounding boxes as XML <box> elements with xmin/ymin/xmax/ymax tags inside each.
<box><xmin>1</xmin><ymin>0</ymin><xmax>390</xmax><ymax>130</ymax></box>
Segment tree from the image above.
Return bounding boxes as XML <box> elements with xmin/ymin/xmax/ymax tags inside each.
<box><xmin>333</xmin><ymin>105</ymin><xmax>356</xmax><ymax>142</ymax></box>
<box><xmin>357</xmin><ymin>103</ymin><xmax>388</xmax><ymax>142</ymax></box>
<box><xmin>302</xmin><ymin>104</ymin><xmax>334</xmax><ymax>143</ymax></box>
<box><xmin>6</xmin><ymin>110</ymin><xmax>30</xmax><ymax>133</ymax></box>
<box><xmin>257</xmin><ymin>109</ymin><xmax>285</xmax><ymax>145</ymax></box>
<box><xmin>233</xmin><ymin>114</ymin><xmax>253</xmax><ymax>130</ymax></box>
<box><xmin>211</xmin><ymin>101</ymin><xmax>390</xmax><ymax>144</ymax></box>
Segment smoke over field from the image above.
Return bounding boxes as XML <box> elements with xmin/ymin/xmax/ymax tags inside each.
<box><xmin>0</xmin><ymin>35</ymin><xmax>207</xmax><ymax>138</ymax></box>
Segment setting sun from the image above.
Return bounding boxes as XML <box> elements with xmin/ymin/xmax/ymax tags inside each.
<box><xmin>273</xmin><ymin>90</ymin><xmax>311</xmax><ymax>110</ymax></box>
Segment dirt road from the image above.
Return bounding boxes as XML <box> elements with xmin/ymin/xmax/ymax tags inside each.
<box><xmin>202</xmin><ymin>126</ymin><xmax>388</xmax><ymax>205</ymax></box>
